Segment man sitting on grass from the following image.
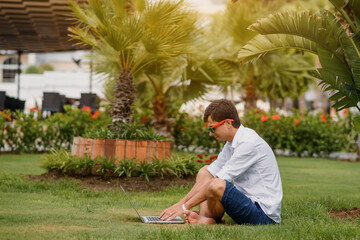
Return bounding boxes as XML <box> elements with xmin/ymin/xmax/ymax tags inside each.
<box><xmin>159</xmin><ymin>99</ymin><xmax>282</xmax><ymax>225</ymax></box>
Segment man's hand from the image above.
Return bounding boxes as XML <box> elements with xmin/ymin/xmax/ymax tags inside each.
<box><xmin>159</xmin><ymin>203</ymin><xmax>184</xmax><ymax>221</ymax></box>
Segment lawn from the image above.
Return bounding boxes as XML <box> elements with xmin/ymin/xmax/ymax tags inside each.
<box><xmin>0</xmin><ymin>153</ymin><xmax>359</xmax><ymax>240</ymax></box>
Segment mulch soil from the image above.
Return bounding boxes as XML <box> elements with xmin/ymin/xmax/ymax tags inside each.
<box><xmin>28</xmin><ymin>171</ymin><xmax>196</xmax><ymax>192</ymax></box>
<box><xmin>330</xmin><ymin>208</ymin><xmax>360</xmax><ymax>222</ymax></box>
<box><xmin>28</xmin><ymin>172</ymin><xmax>359</xmax><ymax>222</ymax></box>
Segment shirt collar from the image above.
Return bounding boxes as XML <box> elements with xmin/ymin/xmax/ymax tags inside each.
<box><xmin>230</xmin><ymin>124</ymin><xmax>244</xmax><ymax>149</ymax></box>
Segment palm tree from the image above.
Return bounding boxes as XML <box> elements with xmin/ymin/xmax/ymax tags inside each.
<box><xmin>209</xmin><ymin>0</ymin><xmax>315</xmax><ymax>111</ymax></box>
<box><xmin>68</xmin><ymin>0</ymin><xmax>198</xmax><ymax>124</ymax></box>
<box><xmin>133</xmin><ymin>34</ymin><xmax>234</xmax><ymax>137</ymax></box>
<box><xmin>237</xmin><ymin>0</ymin><xmax>360</xmax><ymax>128</ymax></box>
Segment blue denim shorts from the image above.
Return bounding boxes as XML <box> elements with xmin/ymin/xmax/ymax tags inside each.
<box><xmin>221</xmin><ymin>180</ymin><xmax>274</xmax><ymax>225</ymax></box>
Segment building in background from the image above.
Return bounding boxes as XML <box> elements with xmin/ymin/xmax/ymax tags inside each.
<box><xmin>0</xmin><ymin>50</ymin><xmax>103</xmax><ymax>111</ymax></box>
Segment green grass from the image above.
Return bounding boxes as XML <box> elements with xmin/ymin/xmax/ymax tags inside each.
<box><xmin>0</xmin><ymin>153</ymin><xmax>359</xmax><ymax>239</ymax></box>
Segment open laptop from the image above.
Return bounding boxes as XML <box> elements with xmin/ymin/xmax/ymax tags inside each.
<box><xmin>120</xmin><ymin>185</ymin><xmax>184</xmax><ymax>224</ymax></box>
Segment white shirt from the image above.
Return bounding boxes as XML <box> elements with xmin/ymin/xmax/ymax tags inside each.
<box><xmin>207</xmin><ymin>125</ymin><xmax>283</xmax><ymax>223</ymax></box>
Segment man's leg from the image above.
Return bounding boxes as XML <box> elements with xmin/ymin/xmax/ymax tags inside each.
<box><xmin>185</xmin><ymin>178</ymin><xmax>226</xmax><ymax>224</ymax></box>
<box><xmin>181</xmin><ymin>166</ymin><xmax>213</xmax><ymax>204</ymax></box>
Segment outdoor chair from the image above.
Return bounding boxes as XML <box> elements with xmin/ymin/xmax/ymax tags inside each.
<box><xmin>0</xmin><ymin>91</ymin><xmax>5</xmax><ymax>111</ymax></box>
<box><xmin>79</xmin><ymin>93</ymin><xmax>98</xmax><ymax>113</ymax></box>
<box><xmin>42</xmin><ymin>92</ymin><xmax>63</xmax><ymax>116</ymax></box>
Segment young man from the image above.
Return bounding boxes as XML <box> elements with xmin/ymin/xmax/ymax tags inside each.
<box><xmin>159</xmin><ymin>99</ymin><xmax>282</xmax><ymax>225</ymax></box>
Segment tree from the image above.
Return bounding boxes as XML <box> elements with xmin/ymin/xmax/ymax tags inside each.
<box><xmin>237</xmin><ymin>0</ymin><xmax>360</xmax><ymax>129</ymax></box>
<box><xmin>209</xmin><ymin>0</ymin><xmax>315</xmax><ymax>111</ymax></box>
<box><xmin>68</xmin><ymin>0</ymin><xmax>198</xmax><ymax>124</ymax></box>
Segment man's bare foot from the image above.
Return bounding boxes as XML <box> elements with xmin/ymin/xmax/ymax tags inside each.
<box><xmin>183</xmin><ymin>210</ymin><xmax>216</xmax><ymax>225</ymax></box>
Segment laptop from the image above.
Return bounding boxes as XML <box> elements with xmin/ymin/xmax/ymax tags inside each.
<box><xmin>120</xmin><ymin>185</ymin><xmax>184</xmax><ymax>224</ymax></box>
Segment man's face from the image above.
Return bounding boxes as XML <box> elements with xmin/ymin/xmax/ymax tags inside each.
<box><xmin>207</xmin><ymin>116</ymin><xmax>231</xmax><ymax>142</ymax></box>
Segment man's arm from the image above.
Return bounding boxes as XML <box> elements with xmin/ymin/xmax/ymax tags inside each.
<box><xmin>159</xmin><ymin>166</ymin><xmax>213</xmax><ymax>220</ymax></box>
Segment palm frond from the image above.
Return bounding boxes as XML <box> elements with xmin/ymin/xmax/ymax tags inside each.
<box><xmin>340</xmin><ymin>36</ymin><xmax>360</xmax><ymax>89</ymax></box>
<box><xmin>348</xmin><ymin>0</ymin><xmax>360</xmax><ymax>29</ymax></box>
<box><xmin>238</xmin><ymin>34</ymin><xmax>319</xmax><ymax>63</ymax></box>
<box><xmin>312</xmin><ymin>68</ymin><xmax>359</xmax><ymax>110</ymax></box>
<box><xmin>247</xmin><ymin>10</ymin><xmax>346</xmax><ymax>53</ymax></box>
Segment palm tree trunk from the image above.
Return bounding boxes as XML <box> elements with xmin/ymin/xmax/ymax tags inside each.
<box><xmin>269</xmin><ymin>95</ymin><xmax>278</xmax><ymax>110</ymax></box>
<box><xmin>243</xmin><ymin>80</ymin><xmax>257</xmax><ymax>111</ymax></box>
<box><xmin>152</xmin><ymin>95</ymin><xmax>172</xmax><ymax>138</ymax></box>
<box><xmin>111</xmin><ymin>70</ymin><xmax>135</xmax><ymax>123</ymax></box>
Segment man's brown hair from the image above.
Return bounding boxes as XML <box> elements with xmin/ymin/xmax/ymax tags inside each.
<box><xmin>203</xmin><ymin>99</ymin><xmax>241</xmax><ymax>128</ymax></box>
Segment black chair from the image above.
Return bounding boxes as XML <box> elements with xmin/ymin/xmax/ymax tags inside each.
<box><xmin>0</xmin><ymin>93</ymin><xmax>25</xmax><ymax>112</ymax></box>
<box><xmin>16</xmin><ymin>99</ymin><xmax>25</xmax><ymax>111</ymax></box>
<box><xmin>0</xmin><ymin>91</ymin><xmax>5</xmax><ymax>111</ymax></box>
<box><xmin>42</xmin><ymin>92</ymin><xmax>63</xmax><ymax>115</ymax></box>
<box><xmin>4</xmin><ymin>96</ymin><xmax>15</xmax><ymax>111</ymax></box>
<box><xmin>79</xmin><ymin>93</ymin><xmax>98</xmax><ymax>113</ymax></box>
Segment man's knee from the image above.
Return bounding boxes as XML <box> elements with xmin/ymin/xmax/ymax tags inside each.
<box><xmin>206</xmin><ymin>178</ymin><xmax>226</xmax><ymax>199</ymax></box>
<box><xmin>196</xmin><ymin>166</ymin><xmax>212</xmax><ymax>182</ymax></box>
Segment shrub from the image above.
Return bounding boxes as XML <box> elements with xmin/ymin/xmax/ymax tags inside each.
<box><xmin>0</xmin><ymin>106</ymin><xmax>112</xmax><ymax>153</ymax></box>
<box><xmin>172</xmin><ymin>112</ymin><xmax>223</xmax><ymax>152</ymax></box>
<box><xmin>42</xmin><ymin>150</ymin><xmax>219</xmax><ymax>181</ymax></box>
<box><xmin>243</xmin><ymin>109</ymin><xmax>357</xmax><ymax>157</ymax></box>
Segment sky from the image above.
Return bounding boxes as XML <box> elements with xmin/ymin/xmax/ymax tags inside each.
<box><xmin>184</xmin><ymin>0</ymin><xmax>226</xmax><ymax>15</ymax></box>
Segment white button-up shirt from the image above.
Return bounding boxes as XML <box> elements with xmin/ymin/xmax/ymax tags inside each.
<box><xmin>207</xmin><ymin>125</ymin><xmax>283</xmax><ymax>223</ymax></box>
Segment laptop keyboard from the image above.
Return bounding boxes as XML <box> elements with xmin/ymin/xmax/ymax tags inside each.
<box><xmin>146</xmin><ymin>216</ymin><xmax>161</xmax><ymax>222</ymax></box>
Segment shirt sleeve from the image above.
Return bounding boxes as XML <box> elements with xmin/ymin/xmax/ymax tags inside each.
<box><xmin>207</xmin><ymin>142</ymin><xmax>231</xmax><ymax>177</ymax></box>
<box><xmin>216</xmin><ymin>141</ymin><xmax>258</xmax><ymax>182</ymax></box>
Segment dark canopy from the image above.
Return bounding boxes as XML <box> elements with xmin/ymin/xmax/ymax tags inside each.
<box><xmin>0</xmin><ymin>0</ymin><xmax>89</xmax><ymax>52</ymax></box>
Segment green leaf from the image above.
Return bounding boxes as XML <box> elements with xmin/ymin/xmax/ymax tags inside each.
<box><xmin>331</xmin><ymin>97</ymin><xmax>351</xmax><ymax>110</ymax></box>
<box><xmin>348</xmin><ymin>0</ymin><xmax>360</xmax><ymax>26</ymax></box>
<box><xmin>314</xmin><ymin>68</ymin><xmax>358</xmax><ymax>110</ymax></box>
<box><xmin>328</xmin><ymin>91</ymin><xmax>344</xmax><ymax>101</ymax></box>
<box><xmin>317</xmin><ymin>46</ymin><xmax>353</xmax><ymax>85</ymax></box>
<box><xmin>247</xmin><ymin>10</ymin><xmax>346</xmax><ymax>53</ymax></box>
<box><xmin>238</xmin><ymin>34</ymin><xmax>318</xmax><ymax>63</ymax></box>
<box><xmin>350</xmin><ymin>32</ymin><xmax>360</xmax><ymax>57</ymax></box>
<box><xmin>329</xmin><ymin>0</ymin><xmax>349</xmax><ymax>9</ymax></box>
<box><xmin>352</xmin><ymin>116</ymin><xmax>360</xmax><ymax>132</ymax></box>
<box><xmin>339</xmin><ymin>36</ymin><xmax>360</xmax><ymax>89</ymax></box>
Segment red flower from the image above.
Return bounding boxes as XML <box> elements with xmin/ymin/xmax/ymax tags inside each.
<box><xmin>320</xmin><ymin>115</ymin><xmax>327</xmax><ymax>122</ymax></box>
<box><xmin>261</xmin><ymin>115</ymin><xmax>268</xmax><ymax>122</ymax></box>
<box><xmin>30</xmin><ymin>107</ymin><xmax>38</xmax><ymax>112</ymax></box>
<box><xmin>274</xmin><ymin>128</ymin><xmax>278</xmax><ymax>132</ymax></box>
<box><xmin>205</xmin><ymin>159</ymin><xmax>212</xmax><ymax>165</ymax></box>
<box><xmin>210</xmin><ymin>155</ymin><xmax>218</xmax><ymax>160</ymax></box>
<box><xmin>180</xmin><ymin>128</ymin><xmax>184</xmax><ymax>131</ymax></box>
<box><xmin>197</xmin><ymin>154</ymin><xmax>203</xmax><ymax>159</ymax></box>
<box><xmin>295</xmin><ymin>119</ymin><xmax>300</xmax><ymax>126</ymax></box>
<box><xmin>141</xmin><ymin>116</ymin><xmax>147</xmax><ymax>123</ymax></box>
<box><xmin>91</xmin><ymin>110</ymin><xmax>101</xmax><ymax>119</ymax></box>
<box><xmin>272</xmin><ymin>114</ymin><xmax>280</xmax><ymax>120</ymax></box>
<box><xmin>343</xmin><ymin>109</ymin><xmax>349</xmax><ymax>116</ymax></box>
<box><xmin>81</xmin><ymin>106</ymin><xmax>92</xmax><ymax>114</ymax></box>
<box><xmin>196</xmin><ymin>159</ymin><xmax>203</xmax><ymax>163</ymax></box>
<box><xmin>1</xmin><ymin>110</ymin><xmax>11</xmax><ymax>121</ymax></box>
<box><xmin>205</xmin><ymin>154</ymin><xmax>208</xmax><ymax>157</ymax></box>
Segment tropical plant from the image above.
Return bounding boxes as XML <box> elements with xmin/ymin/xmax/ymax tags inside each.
<box><xmin>114</xmin><ymin>158</ymin><xmax>138</xmax><ymax>178</ymax></box>
<box><xmin>237</xmin><ymin>0</ymin><xmax>360</xmax><ymax>130</ymax></box>
<box><xmin>209</xmin><ymin>0</ymin><xmax>315</xmax><ymax>110</ymax></box>
<box><xmin>96</xmin><ymin>156</ymin><xmax>117</xmax><ymax>178</ymax></box>
<box><xmin>69</xmin><ymin>0</ymin><xmax>198</xmax><ymax>124</ymax></box>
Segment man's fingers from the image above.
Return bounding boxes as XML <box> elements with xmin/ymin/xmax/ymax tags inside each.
<box><xmin>159</xmin><ymin>210</ymin><xmax>166</xmax><ymax>218</ymax></box>
<box><xmin>159</xmin><ymin>208</ymin><xmax>170</xmax><ymax>218</ymax></box>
